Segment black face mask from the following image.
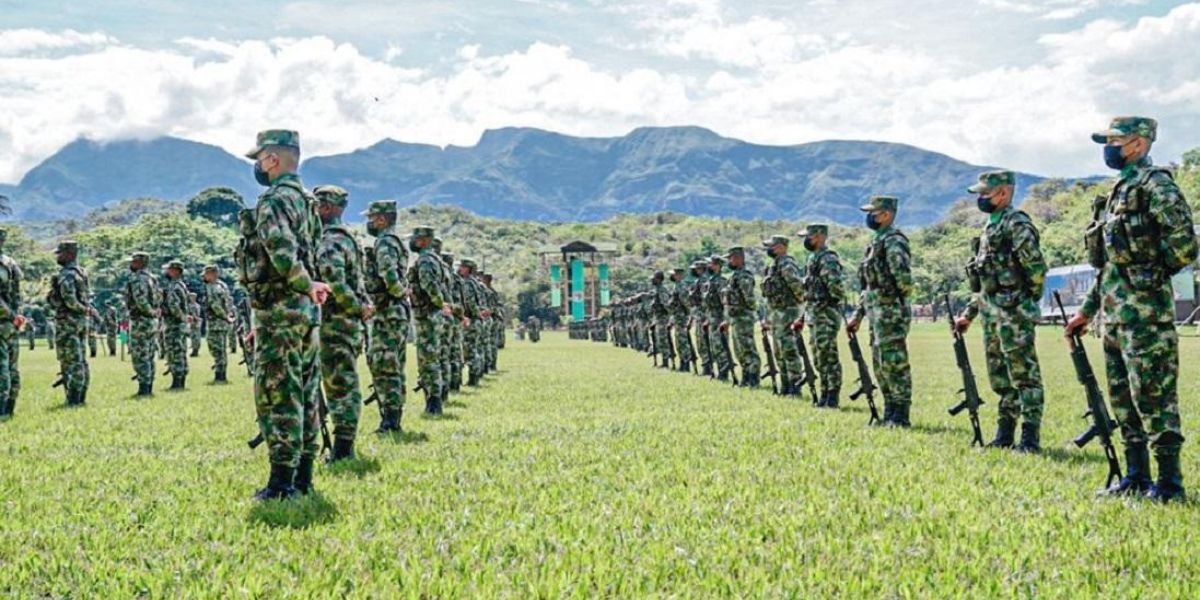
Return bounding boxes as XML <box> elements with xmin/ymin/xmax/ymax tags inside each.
<box><xmin>1103</xmin><ymin>144</ymin><xmax>1128</xmax><ymax>170</ymax></box>
<box><xmin>803</xmin><ymin>239</ymin><xmax>817</xmax><ymax>252</ymax></box>
<box><xmin>976</xmin><ymin>195</ymin><xmax>997</xmax><ymax>213</ymax></box>
<box><xmin>253</xmin><ymin>162</ymin><xmax>271</xmax><ymax>186</ymax></box>
<box><xmin>409</xmin><ymin>240</ymin><xmax>421</xmax><ymax>252</ymax></box>
<box><xmin>866</xmin><ymin>213</ymin><xmax>883</xmax><ymax>230</ymax></box>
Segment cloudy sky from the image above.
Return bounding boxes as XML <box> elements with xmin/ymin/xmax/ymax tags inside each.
<box><xmin>1</xmin><ymin>0</ymin><xmax>1197</xmax><ymax>183</ymax></box>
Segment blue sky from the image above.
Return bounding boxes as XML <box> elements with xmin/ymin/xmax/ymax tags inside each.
<box><xmin>1</xmin><ymin>0</ymin><xmax>1197</xmax><ymax>182</ymax></box>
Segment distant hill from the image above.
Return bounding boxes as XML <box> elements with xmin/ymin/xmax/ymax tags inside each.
<box><xmin>3</xmin><ymin>127</ymin><xmax>1064</xmax><ymax>225</ymax></box>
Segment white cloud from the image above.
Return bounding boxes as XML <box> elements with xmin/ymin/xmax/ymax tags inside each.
<box><xmin>0</xmin><ymin>28</ymin><xmax>115</xmax><ymax>56</ymax></box>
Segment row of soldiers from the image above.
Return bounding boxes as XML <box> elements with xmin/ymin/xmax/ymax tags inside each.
<box><xmin>602</xmin><ymin>116</ymin><xmax>1197</xmax><ymax>503</ymax></box>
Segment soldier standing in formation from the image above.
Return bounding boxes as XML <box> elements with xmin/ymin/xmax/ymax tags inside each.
<box><xmin>125</xmin><ymin>252</ymin><xmax>160</xmax><ymax>397</ymax></box>
<box><xmin>688</xmin><ymin>261</ymin><xmax>712</xmax><ymax>376</ymax></box>
<box><xmin>848</xmin><ymin>196</ymin><xmax>913</xmax><ymax>427</ymax></box>
<box><xmin>443</xmin><ymin>251</ymin><xmax>467</xmax><ymax>392</ymax></box>
<box><xmin>188</xmin><ymin>292</ymin><xmax>203</xmax><ymax>358</ymax></box>
<box><xmin>204</xmin><ymin>265</ymin><xmax>235</xmax><ymax>384</ymax></box>
<box><xmin>363</xmin><ymin>200</ymin><xmax>410</xmax><ymax>434</ymax></box>
<box><xmin>431</xmin><ymin>238</ymin><xmax>456</xmax><ymax>402</ymax></box>
<box><xmin>459</xmin><ymin>259</ymin><xmax>486</xmax><ymax>386</ymax></box>
<box><xmin>87</xmin><ymin>303</ymin><xmax>100</xmax><ymax>358</ymax></box>
<box><xmin>796</xmin><ymin>225</ymin><xmax>845</xmax><ymax>407</ymax></box>
<box><xmin>163</xmin><ymin>261</ymin><xmax>191</xmax><ymax>391</ymax></box>
<box><xmin>0</xmin><ymin>230</ymin><xmax>22</xmax><ymax>418</ymax></box>
<box><xmin>722</xmin><ymin>247</ymin><xmax>760</xmax><ymax>388</ymax></box>
<box><xmin>1067</xmin><ymin>117</ymin><xmax>1198</xmax><ymax>502</ymax></box>
<box><xmin>526</xmin><ymin>315</ymin><xmax>542</xmax><ymax>343</ymax></box>
<box><xmin>104</xmin><ymin>301</ymin><xmax>119</xmax><ymax>356</ymax></box>
<box><xmin>314</xmin><ymin>184</ymin><xmax>371</xmax><ymax>463</ymax></box>
<box><xmin>668</xmin><ymin>268</ymin><xmax>694</xmax><ymax>372</ymax></box>
<box><xmin>46</xmin><ymin>241</ymin><xmax>90</xmax><ymax>407</ymax></box>
<box><xmin>955</xmin><ymin>171</ymin><xmax>1048</xmax><ymax>452</ymax></box>
<box><xmin>409</xmin><ymin>226</ymin><xmax>450</xmax><ymax>414</ymax></box>
<box><xmin>650</xmin><ymin>271</ymin><xmax>673</xmax><ymax>368</ymax></box>
<box><xmin>761</xmin><ymin>234</ymin><xmax>806</xmax><ymax>397</ymax></box>
<box><xmin>703</xmin><ymin>256</ymin><xmax>733</xmax><ymax>381</ymax></box>
<box><xmin>45</xmin><ymin>315</ymin><xmax>55</xmax><ymax>350</ymax></box>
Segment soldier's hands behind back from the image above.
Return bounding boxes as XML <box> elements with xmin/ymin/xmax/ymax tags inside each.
<box><xmin>308</xmin><ymin>281</ymin><xmax>332</xmax><ymax>305</ymax></box>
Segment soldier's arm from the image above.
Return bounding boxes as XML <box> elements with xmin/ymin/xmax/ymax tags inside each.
<box><xmin>887</xmin><ymin>236</ymin><xmax>914</xmax><ymax>298</ymax></box>
<box><xmin>59</xmin><ymin>275</ymin><xmax>88</xmax><ymax>315</ymax></box>
<box><xmin>169</xmin><ymin>289</ymin><xmax>187</xmax><ymax>320</ymax></box>
<box><xmin>319</xmin><ymin>239</ymin><xmax>362</xmax><ymax>316</ymax></box>
<box><xmin>960</xmin><ymin>295</ymin><xmax>981</xmax><ymax>322</ymax></box>
<box><xmin>1149</xmin><ymin>173</ymin><xmax>1199</xmax><ymax>273</ymax></box>
<box><xmin>739</xmin><ymin>273</ymin><xmax>757</xmax><ymax>310</ymax></box>
<box><xmin>1013</xmin><ymin>221</ymin><xmax>1047</xmax><ymax>300</ymax></box>
<box><xmin>418</xmin><ymin>259</ymin><xmax>445</xmax><ymax>308</ymax></box>
<box><xmin>824</xmin><ymin>255</ymin><xmax>845</xmax><ymax>301</ymax></box>
<box><xmin>376</xmin><ymin>238</ymin><xmax>410</xmax><ymax>299</ymax></box>
<box><xmin>133</xmin><ymin>280</ymin><xmax>154</xmax><ymax>315</ymax></box>
<box><xmin>11</xmin><ymin>263</ymin><xmax>22</xmax><ymax>309</ymax></box>
<box><xmin>1079</xmin><ymin>276</ymin><xmax>1102</xmax><ymax>319</ymax></box>
<box><xmin>256</xmin><ymin>194</ymin><xmax>315</xmax><ymax>294</ymax></box>
<box><xmin>208</xmin><ymin>286</ymin><xmax>229</xmax><ymax>320</ymax></box>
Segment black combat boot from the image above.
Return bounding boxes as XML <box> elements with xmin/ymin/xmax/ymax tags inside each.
<box><xmin>253</xmin><ymin>464</ymin><xmax>297</xmax><ymax>501</ymax></box>
<box><xmin>716</xmin><ymin>369</ymin><xmax>729</xmax><ymax>382</ymax></box>
<box><xmin>168</xmin><ymin>374</ymin><xmax>182</xmax><ymax>391</ymax></box>
<box><xmin>1015</xmin><ymin>422</ymin><xmax>1041</xmax><ymax>454</ymax></box>
<box><xmin>294</xmin><ymin>455</ymin><xmax>315</xmax><ymax>495</ymax></box>
<box><xmin>825</xmin><ymin>390</ymin><xmax>840</xmax><ymax>409</ymax></box>
<box><xmin>1146</xmin><ymin>452</ymin><xmax>1186</xmax><ymax>504</ymax></box>
<box><xmin>327</xmin><ymin>438</ymin><xmax>355</xmax><ymax>464</ymax></box>
<box><xmin>888</xmin><ymin>403</ymin><xmax>911</xmax><ymax>428</ymax></box>
<box><xmin>815</xmin><ymin>390</ymin><xmax>829</xmax><ymax>408</ymax></box>
<box><xmin>136</xmin><ymin>382</ymin><xmax>152</xmax><ymax>397</ymax></box>
<box><xmin>79</xmin><ymin>387</ymin><xmax>88</xmax><ymax>406</ymax></box>
<box><xmin>190</xmin><ymin>346</ymin><xmax>199</xmax><ymax>357</ymax></box>
<box><xmin>1102</xmin><ymin>443</ymin><xmax>1152</xmax><ymax>497</ymax></box>
<box><xmin>214</xmin><ymin>367</ymin><xmax>227</xmax><ymax>384</ymax></box>
<box><xmin>375</xmin><ymin>413</ymin><xmax>398</xmax><ymax>434</ymax></box>
<box><xmin>702</xmin><ymin>363</ymin><xmax>713</xmax><ymax>377</ymax></box>
<box><xmin>987</xmin><ymin>417</ymin><xmax>1017</xmax><ymax>449</ymax></box>
<box><xmin>879</xmin><ymin>403</ymin><xmax>895</xmax><ymax>426</ymax></box>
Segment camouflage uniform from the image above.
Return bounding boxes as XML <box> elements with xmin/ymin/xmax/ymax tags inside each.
<box><xmin>124</xmin><ymin>253</ymin><xmax>160</xmax><ymax>395</ymax></box>
<box><xmin>650</xmin><ymin>273</ymin><xmax>674</xmax><ymax>366</ymax></box>
<box><xmin>800</xmin><ymin>226</ymin><xmax>846</xmax><ymax>405</ymax></box>
<box><xmin>527</xmin><ymin>316</ymin><xmax>542</xmax><ymax>343</ymax></box>
<box><xmin>688</xmin><ymin>264</ymin><xmax>713</xmax><ymax>375</ymax></box>
<box><xmin>959</xmin><ymin>171</ymin><xmax>1047</xmax><ymax>451</ymax></box>
<box><xmin>410</xmin><ymin>228</ymin><xmax>447</xmax><ymax>414</ymax></box>
<box><xmin>431</xmin><ymin>241</ymin><xmax>455</xmax><ymax>400</ymax></box>
<box><xmin>853</xmin><ymin>196</ymin><xmax>913</xmax><ymax>427</ymax></box>
<box><xmin>703</xmin><ymin>257</ymin><xmax>734</xmax><ymax>380</ymax></box>
<box><xmin>104</xmin><ymin>304</ymin><xmax>118</xmax><ymax>356</ymax></box>
<box><xmin>204</xmin><ymin>268</ymin><xmax>235</xmax><ymax>382</ymax></box>
<box><xmin>1080</xmin><ymin>117</ymin><xmax>1198</xmax><ymax>501</ymax></box>
<box><xmin>0</xmin><ymin>231</ymin><xmax>21</xmax><ymax>417</ymax></box>
<box><xmin>162</xmin><ymin>264</ymin><xmax>191</xmax><ymax>389</ymax></box>
<box><xmin>244</xmin><ymin>130</ymin><xmax>323</xmax><ymax>498</ymax></box>
<box><xmin>458</xmin><ymin>261</ymin><xmax>484</xmax><ymax>385</ymax></box>
<box><xmin>188</xmin><ymin>293</ymin><xmax>202</xmax><ymax>358</ymax></box>
<box><xmin>363</xmin><ymin>201</ymin><xmax>410</xmax><ymax>432</ymax></box>
<box><xmin>45</xmin><ymin>317</ymin><xmax>55</xmax><ymax>350</ymax></box>
<box><xmin>443</xmin><ymin>253</ymin><xmax>466</xmax><ymax>390</ymax></box>
<box><xmin>46</xmin><ymin>242</ymin><xmax>90</xmax><ymax>405</ymax></box>
<box><xmin>761</xmin><ymin>235</ymin><xmax>807</xmax><ymax>397</ymax></box>
<box><xmin>315</xmin><ymin>185</ymin><xmax>369</xmax><ymax>458</ymax></box>
<box><xmin>87</xmin><ymin>307</ymin><xmax>99</xmax><ymax>358</ymax></box>
<box><xmin>722</xmin><ymin>247</ymin><xmax>761</xmax><ymax>387</ymax></box>
<box><xmin>669</xmin><ymin>269</ymin><xmax>694</xmax><ymax>371</ymax></box>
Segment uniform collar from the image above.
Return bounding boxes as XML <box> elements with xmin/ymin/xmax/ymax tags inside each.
<box><xmin>270</xmin><ymin>171</ymin><xmax>300</xmax><ymax>185</ymax></box>
<box><xmin>987</xmin><ymin>205</ymin><xmax>1012</xmax><ymax>226</ymax></box>
<box><xmin>1120</xmin><ymin>156</ymin><xmax>1153</xmax><ymax>182</ymax></box>
<box><xmin>873</xmin><ymin>224</ymin><xmax>894</xmax><ymax>239</ymax></box>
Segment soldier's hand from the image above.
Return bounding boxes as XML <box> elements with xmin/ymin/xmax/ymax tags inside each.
<box><xmin>13</xmin><ymin>315</ymin><xmax>26</xmax><ymax>329</ymax></box>
<box><xmin>461</xmin><ymin>317</ymin><xmax>470</xmax><ymax>328</ymax></box>
<box><xmin>441</xmin><ymin>305</ymin><xmax>453</xmax><ymax>317</ymax></box>
<box><xmin>846</xmin><ymin>318</ymin><xmax>860</xmax><ymax>334</ymax></box>
<box><xmin>719</xmin><ymin>321</ymin><xmax>729</xmax><ymax>333</ymax></box>
<box><xmin>953</xmin><ymin>317</ymin><xmax>971</xmax><ymax>333</ymax></box>
<box><xmin>363</xmin><ymin>304</ymin><xmax>376</xmax><ymax>321</ymax></box>
<box><xmin>791</xmin><ymin>319</ymin><xmax>805</xmax><ymax>332</ymax></box>
<box><xmin>1065</xmin><ymin>312</ymin><xmax>1090</xmax><ymax>338</ymax></box>
<box><xmin>308</xmin><ymin>281</ymin><xmax>332</xmax><ymax>305</ymax></box>
<box><xmin>759</xmin><ymin>321</ymin><xmax>769</xmax><ymax>333</ymax></box>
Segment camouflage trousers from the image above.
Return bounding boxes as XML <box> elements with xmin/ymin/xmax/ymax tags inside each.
<box><xmin>228</xmin><ymin>326</ymin><xmax>239</xmax><ymax>355</ymax></box>
<box><xmin>164</xmin><ymin>321</ymin><xmax>189</xmax><ymax>377</ymax></box>
<box><xmin>438</xmin><ymin>315</ymin><xmax>454</xmax><ymax>391</ymax></box>
<box><xmin>106</xmin><ymin>331</ymin><xmax>117</xmax><ymax>356</ymax></box>
<box><xmin>706</xmin><ymin>312</ymin><xmax>732</xmax><ymax>374</ymax></box>
<box><xmin>672</xmin><ymin>315</ymin><xmax>694</xmax><ymax>363</ymax></box>
<box><xmin>465</xmin><ymin>321</ymin><xmax>482</xmax><ymax>376</ymax></box>
<box><xmin>484</xmin><ymin>320</ymin><xmax>497</xmax><ymax>368</ymax></box>
<box><xmin>87</xmin><ymin>330</ymin><xmax>97</xmax><ymax>356</ymax></box>
<box><xmin>867</xmin><ymin>301</ymin><xmax>911</xmax><ymax>407</ymax></box>
<box><xmin>416</xmin><ymin>316</ymin><xmax>443</xmax><ymax>401</ymax></box>
<box><xmin>0</xmin><ymin>327</ymin><xmax>15</xmax><ymax>413</ymax></box>
<box><xmin>207</xmin><ymin>322</ymin><xmax>231</xmax><ymax>371</ymax></box>
<box><xmin>46</xmin><ymin>324</ymin><xmax>55</xmax><ymax>349</ymax></box>
<box><xmin>448</xmin><ymin>319</ymin><xmax>464</xmax><ymax>388</ymax></box>
<box><xmin>130</xmin><ymin>317</ymin><xmax>157</xmax><ymax>386</ymax></box>
<box><xmin>770</xmin><ymin>306</ymin><xmax>803</xmax><ymax>389</ymax></box>
<box><xmin>253</xmin><ymin>308</ymin><xmax>320</xmax><ymax>468</ymax></box>
<box><xmin>692</xmin><ymin>312</ymin><xmax>711</xmax><ymax>368</ymax></box>
<box><xmin>367</xmin><ymin>306</ymin><xmax>408</xmax><ymax>422</ymax></box>
<box><xmin>808</xmin><ymin>304</ymin><xmax>843</xmax><ymax>395</ymax></box>
<box><xmin>729</xmin><ymin>314</ymin><xmax>761</xmax><ymax>380</ymax></box>
<box><xmin>191</xmin><ymin>324</ymin><xmax>202</xmax><ymax>354</ymax></box>
<box><xmin>654</xmin><ymin>317</ymin><xmax>674</xmax><ymax>360</ymax></box>
<box><xmin>497</xmin><ymin>322</ymin><xmax>506</xmax><ymax>349</ymax></box>
<box><xmin>55</xmin><ymin>320</ymin><xmax>89</xmax><ymax>395</ymax></box>
<box><xmin>320</xmin><ymin>315</ymin><xmax>364</xmax><ymax>442</ymax></box>
<box><xmin>25</xmin><ymin>327</ymin><xmax>34</xmax><ymax>350</ymax></box>
<box><xmin>631</xmin><ymin>324</ymin><xmax>644</xmax><ymax>351</ymax></box>
<box><xmin>980</xmin><ymin>301</ymin><xmax>1043</xmax><ymax>426</ymax></box>
<box><xmin>1104</xmin><ymin>323</ymin><xmax>1183</xmax><ymax>455</ymax></box>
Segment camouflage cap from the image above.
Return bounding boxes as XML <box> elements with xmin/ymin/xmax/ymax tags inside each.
<box><xmin>860</xmin><ymin>195</ymin><xmax>898</xmax><ymax>213</ymax></box>
<box><xmin>1091</xmin><ymin>116</ymin><xmax>1157</xmax><ymax>144</ymax></box>
<box><xmin>459</xmin><ymin>258</ymin><xmax>477</xmax><ymax>270</ymax></box>
<box><xmin>440</xmin><ymin>252</ymin><xmax>454</xmax><ymax>264</ymax></box>
<box><xmin>203</xmin><ymin>265</ymin><xmax>220</xmax><ymax>274</ymax></box>
<box><xmin>652</xmin><ymin>270</ymin><xmax>664</xmax><ymax>280</ymax></box>
<box><xmin>796</xmin><ymin>223</ymin><xmax>829</xmax><ymax>238</ymax></box>
<box><xmin>129</xmin><ymin>251</ymin><xmax>150</xmax><ymax>262</ymax></box>
<box><xmin>967</xmin><ymin>170</ymin><xmax>1016</xmax><ymax>194</ymax></box>
<box><xmin>54</xmin><ymin>240</ymin><xmax>79</xmax><ymax>254</ymax></box>
<box><xmin>313</xmin><ymin>185</ymin><xmax>349</xmax><ymax>206</ymax></box>
<box><xmin>709</xmin><ymin>255</ymin><xmax>725</xmax><ymax>265</ymax></box>
<box><xmin>724</xmin><ymin>246</ymin><xmax>744</xmax><ymax>259</ymax></box>
<box><xmin>360</xmin><ymin>200</ymin><xmax>397</xmax><ymax>217</ymax></box>
<box><xmin>412</xmin><ymin>226</ymin><xmax>435</xmax><ymax>239</ymax></box>
<box><xmin>761</xmin><ymin>234</ymin><xmax>789</xmax><ymax>248</ymax></box>
<box><xmin>690</xmin><ymin>260</ymin><xmax>707</xmax><ymax>270</ymax></box>
<box><xmin>431</xmin><ymin>236</ymin><xmax>443</xmax><ymax>250</ymax></box>
<box><xmin>244</xmin><ymin>129</ymin><xmax>300</xmax><ymax>159</ymax></box>
<box><xmin>672</xmin><ymin>267</ymin><xmax>686</xmax><ymax>274</ymax></box>
<box><xmin>164</xmin><ymin>259</ymin><xmax>185</xmax><ymax>271</ymax></box>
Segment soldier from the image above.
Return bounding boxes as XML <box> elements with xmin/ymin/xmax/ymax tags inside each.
<box><xmin>0</xmin><ymin>230</ymin><xmax>22</xmax><ymax>418</ymax></box>
<box><xmin>761</xmin><ymin>234</ymin><xmax>807</xmax><ymax>398</ymax></box>
<box><xmin>244</xmin><ymin>129</ymin><xmax>329</xmax><ymax>500</ymax></box>
<box><xmin>23</xmin><ymin>304</ymin><xmax>36</xmax><ymax>350</ymax></box>
<box><xmin>203</xmin><ymin>265</ymin><xmax>235</xmax><ymax>383</ymax></box>
<box><xmin>87</xmin><ymin>302</ymin><xmax>99</xmax><ymax>358</ymax></box>
<box><xmin>409</xmin><ymin>226</ymin><xmax>451</xmax><ymax>415</ymax></box>
<box><xmin>1066</xmin><ymin>117</ymin><xmax>1198</xmax><ymax>502</ymax></box>
<box><xmin>442</xmin><ymin>252</ymin><xmax>466</xmax><ymax>392</ymax></box>
<box><xmin>124</xmin><ymin>252</ymin><xmax>159</xmax><ymax>397</ymax></box>
<box><xmin>315</xmin><ymin>184</ymin><xmax>371</xmax><ymax>462</ymax></box>
<box><xmin>689</xmin><ymin>261</ymin><xmax>713</xmax><ymax>376</ymax></box>
<box><xmin>104</xmin><ymin>301</ymin><xmax>119</xmax><ymax>356</ymax></box>
<box><xmin>650</xmin><ymin>271</ymin><xmax>674</xmax><ymax>368</ymax></box>
<box><xmin>458</xmin><ymin>259</ymin><xmax>483</xmax><ymax>386</ymax></box>
<box><xmin>847</xmin><ymin>196</ymin><xmax>913</xmax><ymax>427</ymax></box>
<box><xmin>722</xmin><ymin>247</ymin><xmax>761</xmax><ymax>388</ymax></box>
<box><xmin>162</xmin><ymin>261</ymin><xmax>191</xmax><ymax>391</ymax></box>
<box><xmin>669</xmin><ymin>268</ymin><xmax>694</xmax><ymax>372</ymax></box>
<box><xmin>46</xmin><ymin>241</ymin><xmax>90</xmax><ymax>406</ymax></box>
<box><xmin>526</xmin><ymin>315</ymin><xmax>542</xmax><ymax>343</ymax></box>
<box><xmin>362</xmin><ymin>200</ymin><xmax>410</xmax><ymax>434</ymax></box>
<box><xmin>703</xmin><ymin>256</ymin><xmax>734</xmax><ymax>381</ymax></box>
<box><xmin>481</xmin><ymin>273</ymin><xmax>499</xmax><ymax>372</ymax></box>
<box><xmin>45</xmin><ymin>315</ymin><xmax>55</xmax><ymax>350</ymax></box>
<box><xmin>430</xmin><ymin>238</ymin><xmax>455</xmax><ymax>404</ymax></box>
<box><xmin>794</xmin><ymin>225</ymin><xmax>845</xmax><ymax>407</ymax></box>
<box><xmin>188</xmin><ymin>292</ymin><xmax>203</xmax><ymax>357</ymax></box>
<box><xmin>953</xmin><ymin>171</ymin><xmax>1048</xmax><ymax>452</ymax></box>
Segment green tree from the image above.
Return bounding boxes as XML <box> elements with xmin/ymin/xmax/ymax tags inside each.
<box><xmin>186</xmin><ymin>187</ymin><xmax>245</xmax><ymax>228</ymax></box>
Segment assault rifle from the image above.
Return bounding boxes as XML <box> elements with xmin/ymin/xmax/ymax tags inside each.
<box><xmin>1055</xmin><ymin>291</ymin><xmax>1122</xmax><ymax>488</ymax></box>
<box><xmin>703</xmin><ymin>322</ymin><xmax>715</xmax><ymax>380</ymax></box>
<box><xmin>647</xmin><ymin>323</ymin><xmax>660</xmax><ymax>367</ymax></box>
<box><xmin>686</xmin><ymin>325</ymin><xmax>700</xmax><ymax>375</ymax></box>
<box><xmin>791</xmin><ymin>330</ymin><xmax>818</xmax><ymax>405</ymax></box>
<box><xmin>760</xmin><ymin>327</ymin><xmax>779</xmax><ymax>395</ymax></box>
<box><xmin>944</xmin><ymin>294</ymin><xmax>984</xmax><ymax>447</ymax></box>
<box><xmin>844</xmin><ymin>317</ymin><xmax>881</xmax><ymax>425</ymax></box>
<box><xmin>667</xmin><ymin>325</ymin><xmax>678</xmax><ymax>370</ymax></box>
<box><xmin>718</xmin><ymin>325</ymin><xmax>738</xmax><ymax>386</ymax></box>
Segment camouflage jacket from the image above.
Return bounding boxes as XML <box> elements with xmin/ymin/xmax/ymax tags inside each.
<box><xmin>124</xmin><ymin>268</ymin><xmax>159</xmax><ymax>320</ymax></box>
<box><xmin>47</xmin><ymin>262</ymin><xmax>90</xmax><ymax>325</ymax></box>
<box><xmin>253</xmin><ymin>173</ymin><xmax>321</xmax><ymax>318</ymax></box>
<box><xmin>702</xmin><ymin>272</ymin><xmax>727</xmax><ymax>317</ymax></box>
<box><xmin>804</xmin><ymin>248</ymin><xmax>844</xmax><ymax>311</ymax></box>
<box><xmin>369</xmin><ymin>225</ymin><xmax>410</xmax><ymax>313</ymax></box>
<box><xmin>651</xmin><ymin>282</ymin><xmax>671</xmax><ymax>319</ymax></box>
<box><xmin>1081</xmin><ymin>158</ymin><xmax>1198</xmax><ymax>325</ymax></box>
<box><xmin>0</xmin><ymin>253</ymin><xmax>21</xmax><ymax>326</ymax></box>
<box><xmin>164</xmin><ymin>279</ymin><xmax>190</xmax><ymax>325</ymax></box>
<box><xmin>409</xmin><ymin>248</ymin><xmax>446</xmax><ymax>318</ymax></box>
<box><xmin>205</xmin><ymin>279</ymin><xmax>234</xmax><ymax>323</ymax></box>
<box><xmin>762</xmin><ymin>254</ymin><xmax>805</xmax><ymax>311</ymax></box>
<box><xmin>963</xmin><ymin>207</ymin><xmax>1046</xmax><ymax>320</ymax></box>
<box><xmin>723</xmin><ymin>266</ymin><xmax>757</xmax><ymax>318</ymax></box>
<box><xmin>854</xmin><ymin>225</ymin><xmax>912</xmax><ymax>319</ymax></box>
<box><xmin>670</xmin><ymin>279</ymin><xmax>691</xmax><ymax>319</ymax></box>
<box><xmin>319</xmin><ymin>222</ymin><xmax>369</xmax><ymax>320</ymax></box>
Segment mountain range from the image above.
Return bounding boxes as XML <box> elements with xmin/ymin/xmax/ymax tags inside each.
<box><xmin>1</xmin><ymin>127</ymin><xmax>1065</xmax><ymax>225</ymax></box>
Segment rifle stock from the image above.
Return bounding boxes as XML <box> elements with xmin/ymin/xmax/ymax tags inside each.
<box><xmin>760</xmin><ymin>328</ymin><xmax>779</xmax><ymax>395</ymax></box>
<box><xmin>943</xmin><ymin>294</ymin><xmax>984</xmax><ymax>447</ymax></box>
<box><xmin>844</xmin><ymin>317</ymin><xmax>881</xmax><ymax>426</ymax></box>
<box><xmin>791</xmin><ymin>330</ymin><xmax>818</xmax><ymax>405</ymax></box>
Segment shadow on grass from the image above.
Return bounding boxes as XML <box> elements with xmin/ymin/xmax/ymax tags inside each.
<box><xmin>421</xmin><ymin>411</ymin><xmax>460</xmax><ymax>421</ymax></box>
<box><xmin>46</xmin><ymin>403</ymin><xmax>82</xmax><ymax>413</ymax></box>
<box><xmin>444</xmin><ymin>400</ymin><xmax>469</xmax><ymax>409</ymax></box>
<box><xmin>906</xmin><ymin>422</ymin><xmax>962</xmax><ymax>436</ymax></box>
<box><xmin>247</xmin><ymin>492</ymin><xmax>337</xmax><ymax>529</ymax></box>
<box><xmin>1039</xmin><ymin>446</ymin><xmax>1108</xmax><ymax>465</ymax></box>
<box><xmin>325</xmin><ymin>456</ymin><xmax>382</xmax><ymax>478</ymax></box>
<box><xmin>378</xmin><ymin>430</ymin><xmax>430</xmax><ymax>444</ymax></box>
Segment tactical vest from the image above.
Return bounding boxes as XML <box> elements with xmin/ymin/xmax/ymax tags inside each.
<box><xmin>124</xmin><ymin>271</ymin><xmax>159</xmax><ymax>319</ymax></box>
<box><xmin>1086</xmin><ymin>167</ymin><xmax>1176</xmax><ymax>290</ymax></box>
<box><xmin>973</xmin><ymin>210</ymin><xmax>1037</xmax><ymax>304</ymax></box>
<box><xmin>804</xmin><ymin>251</ymin><xmax>839</xmax><ymax>306</ymax></box>
<box><xmin>763</xmin><ymin>256</ymin><xmax>802</xmax><ymax>310</ymax></box>
<box><xmin>703</xmin><ymin>275</ymin><xmax>726</xmax><ymax>312</ymax></box>
<box><xmin>859</xmin><ymin>230</ymin><xmax>908</xmax><ymax>298</ymax></box>
<box><xmin>48</xmin><ymin>266</ymin><xmax>89</xmax><ymax>315</ymax></box>
<box><xmin>651</xmin><ymin>284</ymin><xmax>670</xmax><ymax>318</ymax></box>
<box><xmin>234</xmin><ymin>209</ymin><xmax>272</xmax><ymax>308</ymax></box>
<box><xmin>408</xmin><ymin>251</ymin><xmax>442</xmax><ymax>317</ymax></box>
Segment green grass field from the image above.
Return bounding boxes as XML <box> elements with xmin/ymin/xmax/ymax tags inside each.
<box><xmin>2</xmin><ymin>324</ymin><xmax>1200</xmax><ymax>597</ymax></box>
